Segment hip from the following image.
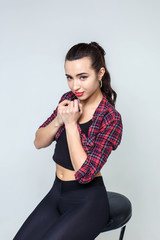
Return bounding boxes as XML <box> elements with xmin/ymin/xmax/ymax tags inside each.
<box><xmin>53</xmin><ymin>171</ymin><xmax>109</xmax><ymax>203</ymax></box>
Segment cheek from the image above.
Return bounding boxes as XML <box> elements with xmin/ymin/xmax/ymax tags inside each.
<box><xmin>88</xmin><ymin>79</ymin><xmax>99</xmax><ymax>89</ymax></box>
<box><xmin>67</xmin><ymin>81</ymin><xmax>72</xmax><ymax>88</ymax></box>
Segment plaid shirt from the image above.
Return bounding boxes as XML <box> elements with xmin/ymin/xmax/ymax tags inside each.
<box><xmin>38</xmin><ymin>90</ymin><xmax>123</xmax><ymax>184</ymax></box>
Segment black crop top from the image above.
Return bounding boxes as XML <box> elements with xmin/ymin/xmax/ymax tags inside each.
<box><xmin>52</xmin><ymin>119</ymin><xmax>92</xmax><ymax>170</ymax></box>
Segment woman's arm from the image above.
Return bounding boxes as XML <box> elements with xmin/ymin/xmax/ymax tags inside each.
<box><xmin>34</xmin><ymin>92</ymin><xmax>70</xmax><ymax>149</ymax></box>
<box><xmin>65</xmin><ymin>113</ymin><xmax>123</xmax><ymax>184</ymax></box>
<box><xmin>34</xmin><ymin>116</ymin><xmax>62</xmax><ymax>149</ymax></box>
<box><xmin>65</xmin><ymin>123</ymin><xmax>88</xmax><ymax>171</ymax></box>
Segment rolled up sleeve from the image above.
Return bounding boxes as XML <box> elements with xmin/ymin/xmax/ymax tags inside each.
<box><xmin>74</xmin><ymin>113</ymin><xmax>123</xmax><ymax>184</ymax></box>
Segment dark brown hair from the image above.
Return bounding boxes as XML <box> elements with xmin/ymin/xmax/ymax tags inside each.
<box><xmin>65</xmin><ymin>41</ymin><xmax>117</xmax><ymax>107</ymax></box>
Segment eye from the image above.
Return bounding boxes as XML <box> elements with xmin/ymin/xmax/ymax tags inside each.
<box><xmin>80</xmin><ymin>76</ymin><xmax>87</xmax><ymax>80</ymax></box>
<box><xmin>66</xmin><ymin>76</ymin><xmax>72</xmax><ymax>80</ymax></box>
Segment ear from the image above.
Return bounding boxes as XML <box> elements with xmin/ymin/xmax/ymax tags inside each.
<box><xmin>98</xmin><ymin>67</ymin><xmax>105</xmax><ymax>79</ymax></box>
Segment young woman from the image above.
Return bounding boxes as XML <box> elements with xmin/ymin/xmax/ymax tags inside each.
<box><xmin>13</xmin><ymin>42</ymin><xmax>123</xmax><ymax>240</ymax></box>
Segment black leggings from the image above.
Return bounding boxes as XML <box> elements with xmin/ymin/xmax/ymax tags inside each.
<box><xmin>13</xmin><ymin>173</ymin><xmax>110</xmax><ymax>240</ymax></box>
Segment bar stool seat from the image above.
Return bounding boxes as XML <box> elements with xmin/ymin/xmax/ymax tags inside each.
<box><xmin>100</xmin><ymin>191</ymin><xmax>132</xmax><ymax>240</ymax></box>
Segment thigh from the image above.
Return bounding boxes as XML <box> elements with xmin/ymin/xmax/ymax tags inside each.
<box><xmin>40</xmin><ymin>186</ymin><xmax>110</xmax><ymax>240</ymax></box>
<box><xmin>13</xmin><ymin>183</ymin><xmax>60</xmax><ymax>240</ymax></box>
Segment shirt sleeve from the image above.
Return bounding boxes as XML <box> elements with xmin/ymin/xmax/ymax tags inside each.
<box><xmin>38</xmin><ymin>93</ymin><xmax>66</xmax><ymax>129</ymax></box>
<box><xmin>74</xmin><ymin>113</ymin><xmax>123</xmax><ymax>184</ymax></box>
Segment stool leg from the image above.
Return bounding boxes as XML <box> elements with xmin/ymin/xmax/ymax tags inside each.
<box><xmin>119</xmin><ymin>225</ymin><xmax>126</xmax><ymax>240</ymax></box>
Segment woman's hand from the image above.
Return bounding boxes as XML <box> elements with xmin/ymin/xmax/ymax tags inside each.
<box><xmin>59</xmin><ymin>99</ymin><xmax>82</xmax><ymax>126</ymax></box>
<box><xmin>56</xmin><ymin>100</ymin><xmax>71</xmax><ymax>126</ymax></box>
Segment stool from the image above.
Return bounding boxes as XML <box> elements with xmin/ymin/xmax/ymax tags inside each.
<box><xmin>100</xmin><ymin>191</ymin><xmax>132</xmax><ymax>240</ymax></box>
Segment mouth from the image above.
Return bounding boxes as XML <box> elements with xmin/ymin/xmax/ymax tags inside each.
<box><xmin>75</xmin><ymin>91</ymin><xmax>84</xmax><ymax>96</ymax></box>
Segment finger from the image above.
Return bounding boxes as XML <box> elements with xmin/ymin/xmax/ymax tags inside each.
<box><xmin>73</xmin><ymin>99</ymin><xmax>79</xmax><ymax>111</ymax></box>
<box><xmin>69</xmin><ymin>101</ymin><xmax>74</xmax><ymax>108</ymax></box>
<box><xmin>59</xmin><ymin>100</ymin><xmax>71</xmax><ymax>107</ymax></box>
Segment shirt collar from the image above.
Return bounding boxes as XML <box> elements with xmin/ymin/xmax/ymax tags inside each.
<box><xmin>92</xmin><ymin>91</ymin><xmax>108</xmax><ymax>120</ymax></box>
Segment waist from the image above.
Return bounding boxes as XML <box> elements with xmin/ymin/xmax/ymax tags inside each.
<box><xmin>56</xmin><ymin>163</ymin><xmax>101</xmax><ymax>181</ymax></box>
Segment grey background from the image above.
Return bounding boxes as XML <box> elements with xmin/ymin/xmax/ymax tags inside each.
<box><xmin>0</xmin><ymin>0</ymin><xmax>160</xmax><ymax>239</ymax></box>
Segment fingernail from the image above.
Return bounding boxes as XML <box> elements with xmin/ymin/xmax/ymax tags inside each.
<box><xmin>78</xmin><ymin>99</ymin><xmax>80</xmax><ymax>103</ymax></box>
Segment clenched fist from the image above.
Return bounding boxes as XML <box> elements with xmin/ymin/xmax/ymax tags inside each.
<box><xmin>57</xmin><ymin>99</ymin><xmax>82</xmax><ymax>127</ymax></box>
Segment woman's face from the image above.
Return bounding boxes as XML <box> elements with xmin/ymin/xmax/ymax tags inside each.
<box><xmin>65</xmin><ymin>57</ymin><xmax>104</xmax><ymax>101</ymax></box>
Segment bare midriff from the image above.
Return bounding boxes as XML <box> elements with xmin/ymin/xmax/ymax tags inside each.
<box><xmin>56</xmin><ymin>163</ymin><xmax>102</xmax><ymax>181</ymax></box>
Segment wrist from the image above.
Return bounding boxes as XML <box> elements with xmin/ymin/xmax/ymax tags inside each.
<box><xmin>65</xmin><ymin>122</ymin><xmax>77</xmax><ymax>129</ymax></box>
<box><xmin>54</xmin><ymin>116</ymin><xmax>62</xmax><ymax>128</ymax></box>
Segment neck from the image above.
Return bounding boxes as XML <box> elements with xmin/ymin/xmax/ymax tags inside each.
<box><xmin>80</xmin><ymin>88</ymin><xmax>103</xmax><ymax>109</ymax></box>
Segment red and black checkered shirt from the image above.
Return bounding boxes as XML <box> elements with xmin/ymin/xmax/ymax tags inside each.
<box><xmin>38</xmin><ymin>90</ymin><xmax>123</xmax><ymax>184</ymax></box>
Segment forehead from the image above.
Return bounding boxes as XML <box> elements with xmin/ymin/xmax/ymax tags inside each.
<box><xmin>65</xmin><ymin>57</ymin><xmax>93</xmax><ymax>73</ymax></box>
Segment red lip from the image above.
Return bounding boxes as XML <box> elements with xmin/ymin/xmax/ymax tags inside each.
<box><xmin>75</xmin><ymin>91</ymin><xmax>84</xmax><ymax>96</ymax></box>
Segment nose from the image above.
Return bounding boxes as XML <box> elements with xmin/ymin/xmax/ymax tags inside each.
<box><xmin>73</xmin><ymin>79</ymin><xmax>80</xmax><ymax>91</ymax></box>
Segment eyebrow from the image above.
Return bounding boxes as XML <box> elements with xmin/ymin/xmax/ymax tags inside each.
<box><xmin>65</xmin><ymin>72</ymin><xmax>88</xmax><ymax>77</ymax></box>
